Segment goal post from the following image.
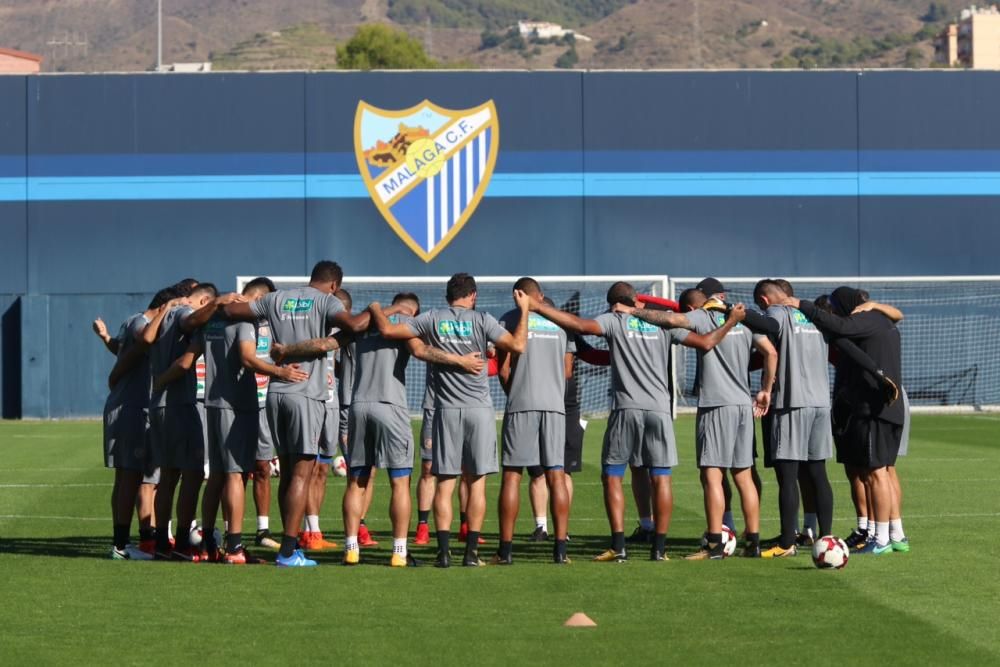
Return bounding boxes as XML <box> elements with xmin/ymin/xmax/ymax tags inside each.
<box><xmin>236</xmin><ymin>274</ymin><xmax>670</xmax><ymax>417</ymax></box>
<box><xmin>671</xmin><ymin>276</ymin><xmax>1000</xmax><ymax>414</ymax></box>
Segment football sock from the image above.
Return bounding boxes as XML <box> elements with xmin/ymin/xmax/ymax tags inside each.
<box><xmin>417</xmin><ymin>509</ymin><xmax>430</xmax><ymax>524</ymax></box>
<box><xmin>223</xmin><ymin>520</ymin><xmax>229</xmax><ymax>533</ymax></box>
<box><xmin>139</xmin><ymin>527</ymin><xmax>154</xmax><ymax>541</ymax></box>
<box><xmin>867</xmin><ymin>523</ymin><xmax>876</xmax><ymax>538</ymax></box>
<box><xmin>499</xmin><ymin>540</ymin><xmax>513</xmax><ymax>559</ymax></box>
<box><xmin>226</xmin><ymin>532</ymin><xmax>242</xmax><ymax>554</ymax></box>
<box><xmin>393</xmin><ymin>538</ymin><xmax>407</xmax><ymax>558</ymax></box>
<box><xmin>706</xmin><ymin>532</ymin><xmax>722</xmax><ymax>546</ymax></box>
<box><xmin>155</xmin><ymin>527</ymin><xmax>171</xmax><ymax>552</ymax></box>
<box><xmin>554</xmin><ymin>539</ymin><xmax>567</xmax><ymax>560</ymax></box>
<box><xmin>889</xmin><ymin>518</ymin><xmax>906</xmax><ymax>542</ymax></box>
<box><xmin>175</xmin><ymin>529</ymin><xmax>191</xmax><ymax>552</ymax></box>
<box><xmin>345</xmin><ymin>536</ymin><xmax>359</xmax><ymax>552</ymax></box>
<box><xmin>436</xmin><ymin>530</ymin><xmax>450</xmax><ymax>553</ymax></box>
<box><xmin>746</xmin><ymin>532</ymin><xmax>760</xmax><ymax>546</ymax></box>
<box><xmin>806</xmin><ymin>460</ymin><xmax>834</xmax><ymax>536</ymax></box>
<box><xmin>257</xmin><ymin>516</ymin><xmax>268</xmax><ymax>531</ymax></box>
<box><xmin>803</xmin><ymin>513</ymin><xmax>818</xmax><ymax>537</ymax></box>
<box><xmin>611</xmin><ymin>531</ymin><xmax>626</xmax><ymax>553</ymax></box>
<box><xmin>466</xmin><ymin>531</ymin><xmax>480</xmax><ymax>553</ymax></box>
<box><xmin>167</xmin><ymin>520</ymin><xmax>174</xmax><ymax>541</ymax></box>
<box><xmin>654</xmin><ymin>533</ymin><xmax>666</xmax><ymax>554</ymax></box>
<box><xmin>279</xmin><ymin>534</ymin><xmax>297</xmax><ymax>558</ymax></box>
<box><xmin>857</xmin><ymin>516</ymin><xmax>868</xmax><ymax>532</ymax></box>
<box><xmin>306</xmin><ymin>515</ymin><xmax>320</xmax><ymax>532</ymax></box>
<box><xmin>639</xmin><ymin>516</ymin><xmax>654</xmax><ymax>531</ymax></box>
<box><xmin>113</xmin><ymin>523</ymin><xmax>130</xmax><ymax>550</ymax></box>
<box><xmin>875</xmin><ymin>521</ymin><xmax>890</xmax><ymax>547</ymax></box>
<box><xmin>722</xmin><ymin>511</ymin><xmax>735</xmax><ymax>530</ymax></box>
<box><xmin>459</xmin><ymin>512</ymin><xmax>468</xmax><ymax>525</ymax></box>
<box><xmin>774</xmin><ymin>460</ymin><xmax>800</xmax><ymax>549</ymax></box>
<box><xmin>535</xmin><ymin>516</ymin><xmax>548</xmax><ymax>532</ymax></box>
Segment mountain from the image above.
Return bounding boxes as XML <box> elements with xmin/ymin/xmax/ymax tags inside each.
<box><xmin>0</xmin><ymin>0</ymin><xmax>968</xmax><ymax>72</ymax></box>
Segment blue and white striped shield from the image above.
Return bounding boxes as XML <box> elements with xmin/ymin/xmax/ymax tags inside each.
<box><xmin>354</xmin><ymin>100</ymin><xmax>499</xmax><ymax>262</ymax></box>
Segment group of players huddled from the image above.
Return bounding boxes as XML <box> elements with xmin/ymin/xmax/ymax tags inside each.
<box><xmin>95</xmin><ymin>262</ymin><xmax>910</xmax><ymax>567</ymax></box>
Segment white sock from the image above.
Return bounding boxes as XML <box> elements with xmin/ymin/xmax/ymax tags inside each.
<box><xmin>345</xmin><ymin>536</ymin><xmax>359</xmax><ymax>552</ymax></box>
<box><xmin>190</xmin><ymin>519</ymin><xmax>198</xmax><ymax>530</ymax></box>
<box><xmin>393</xmin><ymin>538</ymin><xmax>407</xmax><ymax>557</ymax></box>
<box><xmin>535</xmin><ymin>516</ymin><xmax>548</xmax><ymax>532</ymax></box>
<box><xmin>223</xmin><ymin>520</ymin><xmax>229</xmax><ymax>532</ymax></box>
<box><xmin>167</xmin><ymin>520</ymin><xmax>174</xmax><ymax>540</ymax></box>
<box><xmin>306</xmin><ymin>515</ymin><xmax>320</xmax><ymax>532</ymax></box>
<box><xmin>257</xmin><ymin>516</ymin><xmax>269</xmax><ymax>532</ymax></box>
<box><xmin>867</xmin><ymin>522</ymin><xmax>876</xmax><ymax>538</ymax></box>
<box><xmin>857</xmin><ymin>516</ymin><xmax>868</xmax><ymax>532</ymax></box>
<box><xmin>722</xmin><ymin>511</ymin><xmax>735</xmax><ymax>531</ymax></box>
<box><xmin>803</xmin><ymin>513</ymin><xmax>818</xmax><ymax>537</ymax></box>
<box><xmin>875</xmin><ymin>521</ymin><xmax>890</xmax><ymax>547</ymax></box>
<box><xmin>889</xmin><ymin>518</ymin><xmax>905</xmax><ymax>542</ymax></box>
<box><xmin>639</xmin><ymin>516</ymin><xmax>654</xmax><ymax>531</ymax></box>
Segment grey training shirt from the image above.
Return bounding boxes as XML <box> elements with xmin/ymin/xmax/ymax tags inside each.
<box><xmin>766</xmin><ymin>305</ymin><xmax>830</xmax><ymax>409</ymax></box>
<box><xmin>498</xmin><ymin>309</ymin><xmax>567</xmax><ymax>414</ymax></box>
<box><xmin>149</xmin><ymin>305</ymin><xmax>197</xmax><ymax>408</ymax></box>
<box><xmin>105</xmin><ymin>312</ymin><xmax>151</xmax><ymax>411</ymax></box>
<box><xmin>687</xmin><ymin>308</ymin><xmax>762</xmax><ymax>408</ymax></box>
<box><xmin>198</xmin><ymin>314</ymin><xmax>258</xmax><ymax>412</ymax></box>
<box><xmin>352</xmin><ymin>314</ymin><xmax>412</xmax><ymax>409</ymax></box>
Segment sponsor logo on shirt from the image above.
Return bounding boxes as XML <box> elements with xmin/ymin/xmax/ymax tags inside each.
<box><xmin>282</xmin><ymin>298</ymin><xmax>314</xmax><ymax>313</ymax></box>
<box><xmin>627</xmin><ymin>317</ymin><xmax>659</xmax><ymax>334</ymax></box>
<box><xmin>256</xmin><ymin>337</ymin><xmax>269</xmax><ymax>352</ymax></box>
<box><xmin>528</xmin><ymin>314</ymin><xmax>560</xmax><ymax>332</ymax></box>
<box><xmin>791</xmin><ymin>309</ymin><xmax>821</xmax><ymax>335</ymax></box>
<box><xmin>438</xmin><ymin>320</ymin><xmax>473</xmax><ymax>337</ymax></box>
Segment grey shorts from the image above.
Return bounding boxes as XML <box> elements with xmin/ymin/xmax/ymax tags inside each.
<box><xmin>771</xmin><ymin>407</ymin><xmax>833</xmax><ymax>462</ymax></box>
<box><xmin>256</xmin><ymin>407</ymin><xmax>274</xmax><ymax>461</ymax></box>
<box><xmin>898</xmin><ymin>389</ymin><xmax>910</xmax><ymax>458</ymax></box>
<box><xmin>318</xmin><ymin>403</ymin><xmax>340</xmax><ymax>459</ymax></box>
<box><xmin>501</xmin><ymin>410</ymin><xmax>566</xmax><ymax>468</ymax></box>
<box><xmin>348</xmin><ymin>402</ymin><xmax>415</xmax><ymax>470</ymax></box>
<box><xmin>696</xmin><ymin>405</ymin><xmax>754</xmax><ymax>469</ymax></box>
<box><xmin>264</xmin><ymin>392</ymin><xmax>324</xmax><ymax>458</ymax></box>
<box><xmin>206</xmin><ymin>407</ymin><xmax>257</xmax><ymax>474</ymax></box>
<box><xmin>339</xmin><ymin>405</ymin><xmax>349</xmax><ymax>442</ymax></box>
<box><xmin>420</xmin><ymin>408</ymin><xmax>435</xmax><ymax>461</ymax></box>
<box><xmin>602</xmin><ymin>408</ymin><xmax>678</xmax><ymax>469</ymax></box>
<box><xmin>103</xmin><ymin>404</ymin><xmax>148</xmax><ymax>471</ymax></box>
<box><xmin>149</xmin><ymin>404</ymin><xmax>205</xmax><ymax>472</ymax></box>
<box><xmin>197</xmin><ymin>401</ymin><xmax>209</xmax><ymax>473</ymax></box>
<box><xmin>432</xmin><ymin>407</ymin><xmax>498</xmax><ymax>476</ymax></box>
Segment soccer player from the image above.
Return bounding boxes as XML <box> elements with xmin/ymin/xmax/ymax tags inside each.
<box><xmin>371</xmin><ymin>273</ymin><xmax>530</xmax><ymax>568</ymax></box>
<box><xmin>528</xmin><ymin>282</ymin><xmax>745</xmax><ymax>561</ymax></box>
<box><xmin>98</xmin><ymin>288</ymin><xmax>182</xmax><ymax>560</ymax></box>
<box><xmin>144</xmin><ymin>282</ymin><xmax>236</xmax><ymax>560</ymax></box>
<box><xmin>157</xmin><ymin>280</ymin><xmax>309</xmax><ymax>563</ymax></box>
<box><xmin>751</xmin><ymin>280</ymin><xmax>835</xmax><ymax>559</ymax></box>
<box><xmin>225</xmin><ymin>261</ymin><xmax>368</xmax><ymax>567</ymax></box>
<box><xmin>782</xmin><ymin>287</ymin><xmax>907</xmax><ymax>555</ymax></box>
<box><xmin>493</xmin><ymin>280</ymin><xmax>573</xmax><ymax>564</ymax></box>
<box><xmin>626</xmin><ymin>281</ymin><xmax>777</xmax><ymax>559</ymax></box>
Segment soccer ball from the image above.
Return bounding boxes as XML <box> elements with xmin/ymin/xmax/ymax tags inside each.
<box><xmin>188</xmin><ymin>524</ymin><xmax>222</xmax><ymax>549</ymax></box>
<box><xmin>700</xmin><ymin>525</ymin><xmax>738</xmax><ymax>557</ymax></box>
<box><xmin>720</xmin><ymin>525</ymin><xmax>737</xmax><ymax>557</ymax></box>
<box><xmin>268</xmin><ymin>457</ymin><xmax>280</xmax><ymax>478</ymax></box>
<box><xmin>812</xmin><ymin>535</ymin><xmax>850</xmax><ymax>570</ymax></box>
<box><xmin>332</xmin><ymin>455</ymin><xmax>348</xmax><ymax>477</ymax></box>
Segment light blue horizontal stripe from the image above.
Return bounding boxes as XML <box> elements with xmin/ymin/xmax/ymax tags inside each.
<box><xmin>1</xmin><ymin>171</ymin><xmax>1000</xmax><ymax>201</ymax></box>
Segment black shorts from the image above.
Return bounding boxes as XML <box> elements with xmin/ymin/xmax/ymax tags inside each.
<box><xmin>842</xmin><ymin>416</ymin><xmax>901</xmax><ymax>468</ymax></box>
<box><xmin>563</xmin><ymin>406</ymin><xmax>584</xmax><ymax>474</ymax></box>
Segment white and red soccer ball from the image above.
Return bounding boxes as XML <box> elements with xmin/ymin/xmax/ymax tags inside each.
<box><xmin>700</xmin><ymin>525</ymin><xmax>738</xmax><ymax>557</ymax></box>
<box><xmin>812</xmin><ymin>535</ymin><xmax>850</xmax><ymax>569</ymax></box>
<box><xmin>332</xmin><ymin>455</ymin><xmax>348</xmax><ymax>477</ymax></box>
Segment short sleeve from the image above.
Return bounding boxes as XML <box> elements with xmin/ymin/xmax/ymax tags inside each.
<box><xmin>127</xmin><ymin>317</ymin><xmax>147</xmax><ymax>340</ymax></box>
<box><xmin>175</xmin><ymin>305</ymin><xmax>195</xmax><ymax>328</ymax></box>
<box><xmin>566</xmin><ymin>336</ymin><xmax>577</xmax><ymax>355</ymax></box>
<box><xmin>408</xmin><ymin>311</ymin><xmax>434</xmax><ymax>338</ymax></box>
<box><xmin>250</xmin><ymin>293</ymin><xmax>272</xmax><ymax>320</ymax></box>
<box><xmin>237</xmin><ymin>322</ymin><xmax>256</xmax><ymax>344</ymax></box>
<box><xmin>483</xmin><ymin>313</ymin><xmax>508</xmax><ymax>344</ymax></box>
<box><xmin>323</xmin><ymin>294</ymin><xmax>345</xmax><ymax>325</ymax></box>
<box><xmin>686</xmin><ymin>309</ymin><xmax>711</xmax><ymax>334</ymax></box>
<box><xmin>594</xmin><ymin>313</ymin><xmax>616</xmax><ymax>337</ymax></box>
<box><xmin>498</xmin><ymin>309</ymin><xmax>518</xmax><ymax>334</ymax></box>
<box><xmin>668</xmin><ymin>327</ymin><xmax>690</xmax><ymax>344</ymax></box>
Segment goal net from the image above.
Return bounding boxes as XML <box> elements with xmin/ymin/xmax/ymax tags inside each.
<box><xmin>671</xmin><ymin>276</ymin><xmax>1000</xmax><ymax>413</ymax></box>
<box><xmin>237</xmin><ymin>274</ymin><xmax>670</xmax><ymax>417</ymax></box>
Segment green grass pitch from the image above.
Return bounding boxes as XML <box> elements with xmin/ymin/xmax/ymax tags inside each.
<box><xmin>1</xmin><ymin>415</ymin><xmax>998</xmax><ymax>664</ymax></box>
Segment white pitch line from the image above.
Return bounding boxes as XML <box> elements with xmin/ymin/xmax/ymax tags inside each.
<box><xmin>0</xmin><ymin>483</ymin><xmax>112</xmax><ymax>488</ymax></box>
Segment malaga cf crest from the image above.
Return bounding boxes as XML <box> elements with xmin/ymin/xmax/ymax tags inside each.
<box><xmin>354</xmin><ymin>100</ymin><xmax>499</xmax><ymax>262</ymax></box>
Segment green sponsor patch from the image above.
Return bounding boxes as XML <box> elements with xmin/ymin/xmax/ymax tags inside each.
<box><xmin>438</xmin><ymin>320</ymin><xmax>473</xmax><ymax>337</ymax></box>
<box><xmin>627</xmin><ymin>317</ymin><xmax>659</xmax><ymax>334</ymax></box>
<box><xmin>528</xmin><ymin>314</ymin><xmax>560</xmax><ymax>332</ymax></box>
<box><xmin>282</xmin><ymin>298</ymin><xmax>314</xmax><ymax>313</ymax></box>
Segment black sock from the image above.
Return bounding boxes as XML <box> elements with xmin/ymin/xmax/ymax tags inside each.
<box><xmin>654</xmin><ymin>532</ymin><xmax>667</xmax><ymax>553</ymax></box>
<box><xmin>139</xmin><ymin>527</ymin><xmax>154</xmax><ymax>541</ymax></box>
<box><xmin>499</xmin><ymin>540</ymin><xmax>513</xmax><ymax>559</ymax></box>
<box><xmin>611</xmin><ymin>531</ymin><xmax>625</xmax><ymax>553</ymax></box>
<box><xmin>204</xmin><ymin>528</ymin><xmax>218</xmax><ymax>552</ymax></box>
<box><xmin>226</xmin><ymin>532</ymin><xmax>242</xmax><ymax>554</ymax></box>
<box><xmin>175</xmin><ymin>530</ymin><xmax>191</xmax><ymax>552</ymax></box>
<box><xmin>466</xmin><ymin>532</ymin><xmax>480</xmax><ymax>554</ymax></box>
<box><xmin>155</xmin><ymin>527</ymin><xmax>171</xmax><ymax>552</ymax></box>
<box><xmin>113</xmin><ymin>523</ymin><xmax>130</xmax><ymax>550</ymax></box>
<box><xmin>775</xmin><ymin>460</ymin><xmax>800</xmax><ymax>549</ymax></box>
<box><xmin>360</xmin><ymin>518</ymin><xmax>367</xmax><ymax>526</ymax></box>
<box><xmin>459</xmin><ymin>512</ymin><xmax>468</xmax><ymax>524</ymax></box>
<box><xmin>418</xmin><ymin>509</ymin><xmax>430</xmax><ymax>524</ymax></box>
<box><xmin>554</xmin><ymin>539</ymin><xmax>567</xmax><ymax>559</ymax></box>
<box><xmin>436</xmin><ymin>530</ymin><xmax>450</xmax><ymax>554</ymax></box>
<box><xmin>279</xmin><ymin>534</ymin><xmax>298</xmax><ymax>558</ymax></box>
<box><xmin>256</xmin><ymin>528</ymin><xmax>269</xmax><ymax>536</ymax></box>
<box><xmin>746</xmin><ymin>532</ymin><xmax>760</xmax><ymax>546</ymax></box>
<box><xmin>706</xmin><ymin>532</ymin><xmax>722</xmax><ymax>546</ymax></box>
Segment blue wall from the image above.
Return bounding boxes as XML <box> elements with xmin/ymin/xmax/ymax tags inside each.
<box><xmin>1</xmin><ymin>70</ymin><xmax>999</xmax><ymax>416</ymax></box>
